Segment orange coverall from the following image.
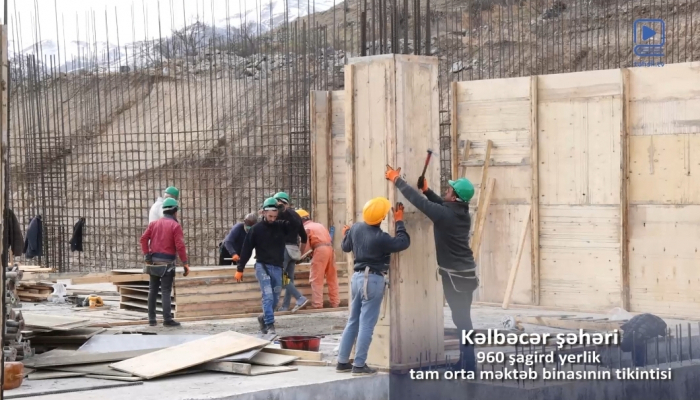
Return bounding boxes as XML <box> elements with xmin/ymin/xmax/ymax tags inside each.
<box><xmin>301</xmin><ymin>220</ymin><xmax>340</xmax><ymax>308</ymax></box>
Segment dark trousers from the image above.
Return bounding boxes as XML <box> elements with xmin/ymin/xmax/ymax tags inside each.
<box><xmin>148</xmin><ymin>269</ymin><xmax>175</xmax><ymax>322</ymax></box>
<box><xmin>440</xmin><ymin>269</ymin><xmax>479</xmax><ymax>372</ymax></box>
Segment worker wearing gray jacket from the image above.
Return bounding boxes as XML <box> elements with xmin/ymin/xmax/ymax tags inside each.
<box><xmin>385</xmin><ymin>165</ymin><xmax>478</xmax><ymax>372</ymax></box>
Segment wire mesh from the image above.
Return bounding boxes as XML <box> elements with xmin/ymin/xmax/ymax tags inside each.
<box><xmin>4</xmin><ymin>0</ymin><xmax>699</xmax><ymax>271</ymax></box>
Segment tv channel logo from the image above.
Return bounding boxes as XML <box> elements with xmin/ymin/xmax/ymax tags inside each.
<box><xmin>633</xmin><ymin>19</ymin><xmax>665</xmax><ymax>57</ymax></box>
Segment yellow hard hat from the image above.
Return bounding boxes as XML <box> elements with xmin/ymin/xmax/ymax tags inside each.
<box><xmin>362</xmin><ymin>197</ymin><xmax>391</xmax><ymax>226</ymax></box>
<box><xmin>296</xmin><ymin>209</ymin><xmax>310</xmax><ymax>218</ymax></box>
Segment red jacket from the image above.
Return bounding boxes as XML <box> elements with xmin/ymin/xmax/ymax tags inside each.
<box><xmin>140</xmin><ymin>215</ymin><xmax>188</xmax><ymax>263</ymax></box>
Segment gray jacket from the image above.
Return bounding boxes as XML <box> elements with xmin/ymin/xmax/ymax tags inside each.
<box><xmin>341</xmin><ymin>221</ymin><xmax>410</xmax><ymax>273</ymax></box>
<box><xmin>394</xmin><ymin>178</ymin><xmax>476</xmax><ymax>272</ymax></box>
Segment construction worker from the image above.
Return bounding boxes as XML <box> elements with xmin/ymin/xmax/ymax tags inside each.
<box><xmin>149</xmin><ymin>186</ymin><xmax>179</xmax><ymax>223</ymax></box>
<box><xmin>220</xmin><ymin>213</ymin><xmax>257</xmax><ymax>265</ymax></box>
<box><xmin>385</xmin><ymin>165</ymin><xmax>478</xmax><ymax>372</ymax></box>
<box><xmin>273</xmin><ymin>192</ymin><xmax>310</xmax><ymax>313</ymax></box>
<box><xmin>140</xmin><ymin>198</ymin><xmax>190</xmax><ymax>328</ymax></box>
<box><xmin>236</xmin><ymin>197</ymin><xmax>291</xmax><ymax>335</ymax></box>
<box><xmin>335</xmin><ymin>198</ymin><xmax>410</xmax><ymax>376</ymax></box>
<box><xmin>296</xmin><ymin>209</ymin><xmax>340</xmax><ymax>309</ymax></box>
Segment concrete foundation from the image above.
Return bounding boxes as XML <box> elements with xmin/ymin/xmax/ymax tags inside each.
<box><xmin>389</xmin><ymin>363</ymin><xmax>700</xmax><ymax>400</ymax></box>
<box><xmin>20</xmin><ymin>367</ymin><xmax>389</xmax><ymax>400</ymax></box>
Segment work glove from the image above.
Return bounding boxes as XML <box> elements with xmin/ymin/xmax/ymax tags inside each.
<box><xmin>393</xmin><ymin>202</ymin><xmax>404</xmax><ymax>222</ymax></box>
<box><xmin>235</xmin><ymin>271</ymin><xmax>244</xmax><ymax>282</ymax></box>
<box><xmin>417</xmin><ymin>176</ymin><xmax>428</xmax><ymax>193</ymax></box>
<box><xmin>232</xmin><ymin>254</ymin><xmax>240</xmax><ymax>262</ymax></box>
<box><xmin>342</xmin><ymin>225</ymin><xmax>350</xmax><ymax>236</ymax></box>
<box><xmin>183</xmin><ymin>264</ymin><xmax>190</xmax><ymax>277</ymax></box>
<box><xmin>385</xmin><ymin>165</ymin><xmax>402</xmax><ymax>183</ymax></box>
<box><xmin>144</xmin><ymin>253</ymin><xmax>153</xmax><ymax>265</ymax></box>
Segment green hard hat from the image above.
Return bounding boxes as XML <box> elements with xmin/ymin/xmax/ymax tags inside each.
<box><xmin>448</xmin><ymin>178</ymin><xmax>475</xmax><ymax>202</ymax></box>
<box><xmin>162</xmin><ymin>197</ymin><xmax>179</xmax><ymax>211</ymax></box>
<box><xmin>262</xmin><ymin>197</ymin><xmax>278</xmax><ymax>209</ymax></box>
<box><xmin>164</xmin><ymin>186</ymin><xmax>179</xmax><ymax>199</ymax></box>
<box><xmin>273</xmin><ymin>192</ymin><xmax>290</xmax><ymax>203</ymax></box>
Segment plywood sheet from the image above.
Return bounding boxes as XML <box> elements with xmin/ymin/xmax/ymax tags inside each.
<box><xmin>347</xmin><ymin>54</ymin><xmax>444</xmax><ymax>368</ymax></box>
<box><xmin>538</xmin><ymin>95</ymin><xmax>621</xmax><ymax>205</ymax></box>
<box><xmin>476</xmin><ymin>205</ymin><xmax>532</xmax><ymax>304</ymax></box>
<box><xmin>78</xmin><ymin>335</ymin><xmax>208</xmax><ymax>353</ymax></box>
<box><xmin>628</xmin><ymin>205</ymin><xmax>700</xmax><ymax>317</ymax></box>
<box><xmin>310</xmin><ymin>90</ymin><xmax>331</xmax><ymax>227</ymax></box>
<box><xmin>628</xmin><ymin>62</ymin><xmax>700</xmax><ymax>135</ymax></box>
<box><xmin>539</xmin><ymin>205</ymin><xmax>622</xmax><ymax>310</ymax></box>
<box><xmin>538</xmin><ymin>69</ymin><xmax>622</xmax><ymax>101</ymax></box>
<box><xmin>629</xmin><ymin>134</ymin><xmax>700</xmax><ymax>204</ymax></box>
<box><xmin>108</xmin><ymin>331</ymin><xmax>270</xmax><ymax>379</ymax></box>
<box><xmin>330</xmin><ymin>90</ymin><xmax>347</xmax><ymax>262</ymax></box>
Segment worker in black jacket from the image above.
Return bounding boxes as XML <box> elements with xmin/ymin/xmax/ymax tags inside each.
<box><xmin>273</xmin><ymin>192</ymin><xmax>310</xmax><ymax>313</ymax></box>
<box><xmin>386</xmin><ymin>165</ymin><xmax>478</xmax><ymax>372</ymax></box>
<box><xmin>236</xmin><ymin>197</ymin><xmax>291</xmax><ymax>335</ymax></box>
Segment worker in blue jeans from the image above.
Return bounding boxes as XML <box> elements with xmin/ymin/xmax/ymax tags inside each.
<box><xmin>335</xmin><ymin>197</ymin><xmax>410</xmax><ymax>376</ymax></box>
<box><xmin>235</xmin><ymin>197</ymin><xmax>291</xmax><ymax>335</ymax></box>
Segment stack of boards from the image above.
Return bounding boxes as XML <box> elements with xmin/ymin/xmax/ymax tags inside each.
<box><xmin>23</xmin><ymin>331</ymin><xmax>327</xmax><ymax>382</ymax></box>
<box><xmin>22</xmin><ymin>314</ymin><xmax>106</xmax><ymax>349</ymax></box>
<box><xmin>112</xmin><ymin>265</ymin><xmax>349</xmax><ymax>318</ymax></box>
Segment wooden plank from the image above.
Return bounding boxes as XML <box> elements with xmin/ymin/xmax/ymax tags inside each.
<box><xmin>326</xmin><ymin>90</ymin><xmax>334</xmax><ymax>228</ymax></box>
<box><xmin>620</xmin><ymin>68</ymin><xmax>630</xmax><ymax>311</ymax></box>
<box><xmin>23</xmin><ymin>349</ymin><xmax>159</xmax><ymax>368</ymax></box>
<box><xmin>502</xmin><ymin>206</ymin><xmax>532</xmax><ymax>309</ymax></box>
<box><xmin>470</xmin><ymin>177</ymin><xmax>496</xmax><ymax>261</ymax></box>
<box><xmin>85</xmin><ymin>375</ymin><xmax>144</xmax><ymax>382</ymax></box>
<box><xmin>28</xmin><ymin>371</ymin><xmax>87</xmax><ymax>380</ymax></box>
<box><xmin>23</xmin><ymin>314</ymin><xmax>91</xmax><ymax>330</ymax></box>
<box><xmin>262</xmin><ymin>347</ymin><xmax>322</xmax><ymax>361</ymax></box>
<box><xmin>344</xmin><ymin>63</ymin><xmax>356</xmax><ymax>280</ymax></box>
<box><xmin>292</xmin><ymin>360</ymin><xmax>330</xmax><ymax>367</ymax></box>
<box><xmin>248</xmin><ymin>351</ymin><xmax>298</xmax><ymax>366</ymax></box>
<box><xmin>249</xmin><ymin>365</ymin><xmax>297</xmax><ymax>376</ymax></box>
<box><xmin>108</xmin><ymin>331</ymin><xmax>270</xmax><ymax>379</ymax></box>
<box><xmin>47</xmin><ymin>363</ymin><xmax>134</xmax><ymax>377</ymax></box>
<box><xmin>200</xmin><ymin>361</ymin><xmax>252</xmax><ymax>375</ymax></box>
<box><xmin>530</xmin><ymin>75</ymin><xmax>540</xmax><ymax>306</ymax></box>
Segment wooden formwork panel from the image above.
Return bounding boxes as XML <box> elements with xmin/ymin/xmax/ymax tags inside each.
<box><xmin>310</xmin><ymin>90</ymin><xmax>348</xmax><ymax>263</ymax></box>
<box><xmin>629</xmin><ymin>132</ymin><xmax>700</xmax><ymax>205</ymax></box>
<box><xmin>628</xmin><ymin>62</ymin><xmax>700</xmax><ymax>136</ymax></box>
<box><xmin>346</xmin><ymin>54</ymin><xmax>443</xmax><ymax>369</ymax></box>
<box><xmin>538</xmin><ymin>205</ymin><xmax>622</xmax><ymax>310</ymax></box>
<box><xmin>454</xmin><ymin>76</ymin><xmax>536</xmax><ymax>305</ymax></box>
<box><xmin>628</xmin><ymin>205</ymin><xmax>700</xmax><ymax>317</ymax></box>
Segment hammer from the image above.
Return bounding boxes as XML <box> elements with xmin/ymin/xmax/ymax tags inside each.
<box><xmin>420</xmin><ymin>149</ymin><xmax>434</xmax><ymax>180</ymax></box>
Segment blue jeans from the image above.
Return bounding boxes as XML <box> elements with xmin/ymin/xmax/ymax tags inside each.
<box><xmin>337</xmin><ymin>271</ymin><xmax>386</xmax><ymax>367</ymax></box>
<box><xmin>255</xmin><ymin>262</ymin><xmax>283</xmax><ymax>325</ymax></box>
<box><xmin>281</xmin><ymin>248</ymin><xmax>307</xmax><ymax>310</ymax></box>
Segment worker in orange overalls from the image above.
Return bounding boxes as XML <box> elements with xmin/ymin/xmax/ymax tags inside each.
<box><xmin>296</xmin><ymin>209</ymin><xmax>340</xmax><ymax>309</ymax></box>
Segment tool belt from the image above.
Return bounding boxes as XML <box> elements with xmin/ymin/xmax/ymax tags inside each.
<box><xmin>436</xmin><ymin>266</ymin><xmax>478</xmax><ymax>293</ymax></box>
<box><xmin>144</xmin><ymin>263</ymin><xmax>176</xmax><ymax>278</ymax></box>
<box><xmin>361</xmin><ymin>266</ymin><xmax>388</xmax><ymax>301</ymax></box>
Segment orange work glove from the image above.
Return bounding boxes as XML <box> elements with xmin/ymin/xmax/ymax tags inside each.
<box><xmin>183</xmin><ymin>264</ymin><xmax>190</xmax><ymax>277</ymax></box>
<box><xmin>417</xmin><ymin>176</ymin><xmax>428</xmax><ymax>193</ymax></box>
<box><xmin>232</xmin><ymin>254</ymin><xmax>240</xmax><ymax>262</ymax></box>
<box><xmin>385</xmin><ymin>165</ymin><xmax>402</xmax><ymax>183</ymax></box>
<box><xmin>235</xmin><ymin>271</ymin><xmax>244</xmax><ymax>282</ymax></box>
<box><xmin>342</xmin><ymin>225</ymin><xmax>350</xmax><ymax>236</ymax></box>
<box><xmin>393</xmin><ymin>202</ymin><xmax>404</xmax><ymax>222</ymax></box>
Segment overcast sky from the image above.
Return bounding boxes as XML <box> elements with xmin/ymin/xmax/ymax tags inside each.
<box><xmin>4</xmin><ymin>0</ymin><xmax>316</xmax><ymax>52</ymax></box>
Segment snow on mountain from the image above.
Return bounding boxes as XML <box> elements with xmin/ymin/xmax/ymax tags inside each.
<box><xmin>9</xmin><ymin>0</ymin><xmax>338</xmax><ymax>73</ymax></box>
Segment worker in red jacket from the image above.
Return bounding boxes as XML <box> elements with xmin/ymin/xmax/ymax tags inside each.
<box><xmin>140</xmin><ymin>198</ymin><xmax>190</xmax><ymax>328</ymax></box>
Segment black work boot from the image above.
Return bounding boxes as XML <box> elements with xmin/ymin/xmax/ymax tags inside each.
<box><xmin>149</xmin><ymin>320</ymin><xmax>157</xmax><ymax>327</ymax></box>
<box><xmin>265</xmin><ymin>324</ymin><xmax>276</xmax><ymax>335</ymax></box>
<box><xmin>257</xmin><ymin>315</ymin><xmax>268</xmax><ymax>333</ymax></box>
<box><xmin>163</xmin><ymin>320</ymin><xmax>181</xmax><ymax>327</ymax></box>
<box><xmin>351</xmin><ymin>364</ymin><xmax>378</xmax><ymax>376</ymax></box>
<box><xmin>335</xmin><ymin>362</ymin><xmax>352</xmax><ymax>373</ymax></box>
